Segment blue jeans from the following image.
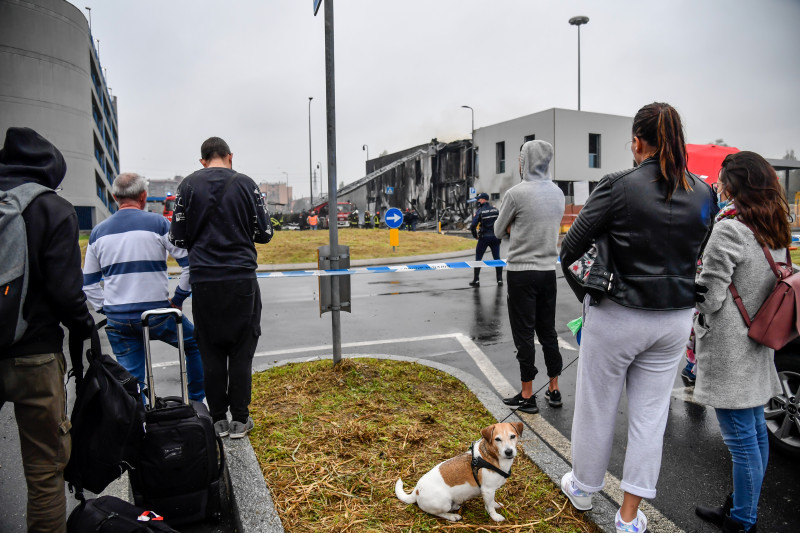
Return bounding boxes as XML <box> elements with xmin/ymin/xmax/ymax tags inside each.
<box><xmin>715</xmin><ymin>406</ymin><xmax>769</xmax><ymax>529</ymax></box>
<box><xmin>105</xmin><ymin>314</ymin><xmax>205</xmax><ymax>402</ymax></box>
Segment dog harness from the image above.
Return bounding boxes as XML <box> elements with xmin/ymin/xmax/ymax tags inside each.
<box><xmin>469</xmin><ymin>441</ymin><xmax>510</xmax><ymax>488</ymax></box>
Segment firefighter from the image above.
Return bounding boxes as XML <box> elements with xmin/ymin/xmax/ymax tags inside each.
<box><xmin>373</xmin><ymin>211</ymin><xmax>381</xmax><ymax>228</ymax></box>
<box><xmin>349</xmin><ymin>209</ymin><xmax>360</xmax><ymax>227</ymax></box>
<box><xmin>364</xmin><ymin>210</ymin><xmax>372</xmax><ymax>229</ymax></box>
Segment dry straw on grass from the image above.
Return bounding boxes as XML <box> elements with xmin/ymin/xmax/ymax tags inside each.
<box><xmin>249</xmin><ymin>359</ymin><xmax>600</xmax><ymax>533</ymax></box>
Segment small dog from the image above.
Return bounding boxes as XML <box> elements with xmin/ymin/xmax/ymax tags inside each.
<box><xmin>395</xmin><ymin>422</ymin><xmax>523</xmax><ymax>522</ymax></box>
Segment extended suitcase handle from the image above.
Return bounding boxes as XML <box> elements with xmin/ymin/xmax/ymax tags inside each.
<box><xmin>141</xmin><ymin>308</ymin><xmax>188</xmax><ymax>407</ymax></box>
<box><xmin>142</xmin><ymin>308</ymin><xmax>183</xmax><ymax>326</ymax></box>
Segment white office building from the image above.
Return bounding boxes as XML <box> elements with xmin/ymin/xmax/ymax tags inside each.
<box><xmin>474</xmin><ymin>108</ymin><xmax>633</xmax><ymax>205</ymax></box>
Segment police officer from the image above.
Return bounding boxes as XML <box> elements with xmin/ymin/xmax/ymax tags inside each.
<box><xmin>469</xmin><ymin>192</ymin><xmax>503</xmax><ymax>287</ymax></box>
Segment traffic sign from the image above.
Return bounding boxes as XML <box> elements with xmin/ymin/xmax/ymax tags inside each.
<box><xmin>386</xmin><ymin>186</ymin><xmax>394</xmax><ymax>195</ymax></box>
<box><xmin>313</xmin><ymin>0</ymin><xmax>322</xmax><ymax>16</ymax></box>
<box><xmin>384</xmin><ymin>207</ymin><xmax>404</xmax><ymax>229</ymax></box>
<box><xmin>469</xmin><ymin>187</ymin><xmax>476</xmax><ymax>197</ymax></box>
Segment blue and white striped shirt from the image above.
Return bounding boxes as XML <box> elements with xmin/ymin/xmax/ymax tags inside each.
<box><xmin>83</xmin><ymin>208</ymin><xmax>191</xmax><ymax>320</ymax></box>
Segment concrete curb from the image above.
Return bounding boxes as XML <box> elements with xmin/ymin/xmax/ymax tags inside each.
<box><xmin>227</xmin><ymin>354</ymin><xmax>616</xmax><ymax>533</ymax></box>
<box><xmin>223</xmin><ymin>438</ymin><xmax>284</xmax><ymax>533</ymax></box>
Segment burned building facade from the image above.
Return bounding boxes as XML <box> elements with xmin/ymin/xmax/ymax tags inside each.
<box><xmin>341</xmin><ymin>139</ymin><xmax>474</xmax><ymax>224</ymax></box>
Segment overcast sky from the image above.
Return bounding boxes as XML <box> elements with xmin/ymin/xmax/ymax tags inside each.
<box><xmin>74</xmin><ymin>0</ymin><xmax>800</xmax><ymax>197</ymax></box>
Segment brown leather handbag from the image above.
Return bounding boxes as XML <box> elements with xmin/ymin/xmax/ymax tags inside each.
<box><xmin>729</xmin><ymin>243</ymin><xmax>800</xmax><ymax>350</ymax></box>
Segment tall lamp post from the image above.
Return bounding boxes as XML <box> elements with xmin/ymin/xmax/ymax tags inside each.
<box><xmin>308</xmin><ymin>97</ymin><xmax>314</xmax><ymax>205</ymax></box>
<box><xmin>568</xmin><ymin>16</ymin><xmax>589</xmax><ymax>111</ymax></box>
<box><xmin>84</xmin><ymin>6</ymin><xmax>91</xmax><ymax>33</ymax></box>
<box><xmin>461</xmin><ymin>105</ymin><xmax>475</xmax><ymax>179</ymax></box>
<box><xmin>362</xmin><ymin>144</ymin><xmax>369</xmax><ymax>162</ymax></box>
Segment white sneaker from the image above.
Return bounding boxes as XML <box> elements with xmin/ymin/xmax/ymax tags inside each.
<box><xmin>615</xmin><ymin>509</ymin><xmax>647</xmax><ymax>533</ymax></box>
<box><xmin>560</xmin><ymin>471</ymin><xmax>593</xmax><ymax>511</ymax></box>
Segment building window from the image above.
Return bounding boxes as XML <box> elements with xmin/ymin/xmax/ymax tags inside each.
<box><xmin>589</xmin><ymin>133</ymin><xmax>601</xmax><ymax>168</ymax></box>
<box><xmin>524</xmin><ymin>134</ymin><xmax>536</xmax><ymax>143</ymax></box>
<box><xmin>496</xmin><ymin>142</ymin><xmax>505</xmax><ymax>173</ymax></box>
<box><xmin>491</xmin><ymin>193</ymin><xmax>500</xmax><ymax>201</ymax></box>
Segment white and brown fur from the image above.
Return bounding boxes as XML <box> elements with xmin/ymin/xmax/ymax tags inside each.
<box><xmin>395</xmin><ymin>422</ymin><xmax>523</xmax><ymax>522</ymax></box>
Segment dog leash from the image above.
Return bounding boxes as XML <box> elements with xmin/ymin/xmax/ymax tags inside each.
<box><xmin>497</xmin><ymin>354</ymin><xmax>580</xmax><ymax>424</ymax></box>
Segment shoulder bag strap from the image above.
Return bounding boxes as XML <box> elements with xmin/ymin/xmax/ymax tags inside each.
<box><xmin>189</xmin><ymin>172</ymin><xmax>239</xmax><ymax>249</ymax></box>
<box><xmin>729</xmin><ymin>227</ymin><xmax>788</xmax><ymax>328</ymax></box>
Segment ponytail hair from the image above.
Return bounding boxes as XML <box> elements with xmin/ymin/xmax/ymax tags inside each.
<box><xmin>632</xmin><ymin>102</ymin><xmax>690</xmax><ymax>201</ymax></box>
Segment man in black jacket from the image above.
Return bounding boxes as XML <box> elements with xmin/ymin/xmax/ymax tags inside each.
<box><xmin>0</xmin><ymin>127</ymin><xmax>94</xmax><ymax>533</ymax></box>
<box><xmin>169</xmin><ymin>137</ymin><xmax>272</xmax><ymax>439</ymax></box>
<box><xmin>469</xmin><ymin>193</ymin><xmax>503</xmax><ymax>287</ymax></box>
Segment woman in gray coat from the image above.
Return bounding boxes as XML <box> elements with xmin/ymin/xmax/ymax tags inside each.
<box><xmin>694</xmin><ymin>152</ymin><xmax>789</xmax><ymax>533</ymax></box>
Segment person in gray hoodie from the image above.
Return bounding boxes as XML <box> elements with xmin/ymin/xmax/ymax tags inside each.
<box><xmin>494</xmin><ymin>140</ymin><xmax>565</xmax><ymax>414</ymax></box>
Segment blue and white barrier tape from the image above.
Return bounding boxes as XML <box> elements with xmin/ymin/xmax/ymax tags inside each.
<box><xmin>256</xmin><ymin>259</ymin><xmax>509</xmax><ymax>278</ymax></box>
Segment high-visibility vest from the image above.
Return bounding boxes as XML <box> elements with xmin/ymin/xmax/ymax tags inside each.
<box><xmin>308</xmin><ymin>215</ymin><xmax>318</xmax><ymax>225</ymax></box>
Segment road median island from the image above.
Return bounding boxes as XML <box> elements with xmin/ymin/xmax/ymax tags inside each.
<box><xmin>241</xmin><ymin>357</ymin><xmax>602</xmax><ymax>533</ymax></box>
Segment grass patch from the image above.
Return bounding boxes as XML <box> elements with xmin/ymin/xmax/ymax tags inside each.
<box><xmin>249</xmin><ymin>358</ymin><xmax>600</xmax><ymax>533</ymax></box>
<box><xmin>79</xmin><ymin>229</ymin><xmax>474</xmax><ymax>267</ymax></box>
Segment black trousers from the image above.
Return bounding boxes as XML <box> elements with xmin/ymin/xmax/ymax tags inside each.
<box><xmin>191</xmin><ymin>279</ymin><xmax>262</xmax><ymax>423</ymax></box>
<box><xmin>506</xmin><ymin>270</ymin><xmax>562</xmax><ymax>382</ymax></box>
<box><xmin>474</xmin><ymin>235</ymin><xmax>503</xmax><ymax>281</ymax></box>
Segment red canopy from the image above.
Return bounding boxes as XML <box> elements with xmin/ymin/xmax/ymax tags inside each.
<box><xmin>686</xmin><ymin>144</ymin><xmax>740</xmax><ymax>185</ymax></box>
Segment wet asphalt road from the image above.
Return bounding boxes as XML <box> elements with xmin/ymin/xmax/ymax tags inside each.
<box><xmin>1</xmin><ymin>240</ymin><xmax>799</xmax><ymax>532</ymax></box>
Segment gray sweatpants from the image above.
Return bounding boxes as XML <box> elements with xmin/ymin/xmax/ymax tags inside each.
<box><xmin>570</xmin><ymin>297</ymin><xmax>692</xmax><ymax>499</ymax></box>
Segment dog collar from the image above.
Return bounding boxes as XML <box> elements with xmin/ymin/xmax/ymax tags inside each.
<box><xmin>470</xmin><ymin>441</ymin><xmax>510</xmax><ymax>488</ymax></box>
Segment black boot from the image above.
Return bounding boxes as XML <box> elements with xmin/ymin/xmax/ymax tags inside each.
<box><xmin>696</xmin><ymin>493</ymin><xmax>733</xmax><ymax>527</ymax></box>
<box><xmin>470</xmin><ymin>268</ymin><xmax>480</xmax><ymax>287</ymax></box>
<box><xmin>721</xmin><ymin>514</ymin><xmax>757</xmax><ymax>533</ymax></box>
<box><xmin>496</xmin><ymin>267</ymin><xmax>504</xmax><ymax>286</ymax></box>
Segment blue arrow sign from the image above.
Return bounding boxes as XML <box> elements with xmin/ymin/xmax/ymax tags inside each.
<box><xmin>384</xmin><ymin>207</ymin><xmax>404</xmax><ymax>229</ymax></box>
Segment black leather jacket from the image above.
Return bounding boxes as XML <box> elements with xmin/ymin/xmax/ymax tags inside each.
<box><xmin>560</xmin><ymin>158</ymin><xmax>717</xmax><ymax>310</ymax></box>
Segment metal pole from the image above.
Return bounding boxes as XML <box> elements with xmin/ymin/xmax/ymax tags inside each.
<box><xmin>325</xmin><ymin>0</ymin><xmax>342</xmax><ymax>365</ymax></box>
<box><xmin>577</xmin><ymin>25</ymin><xmax>581</xmax><ymax>111</ymax></box>
<box><xmin>308</xmin><ymin>97</ymin><xmax>314</xmax><ymax>205</ymax></box>
<box><xmin>84</xmin><ymin>6</ymin><xmax>91</xmax><ymax>33</ymax></box>
<box><xmin>569</xmin><ymin>16</ymin><xmax>589</xmax><ymax>111</ymax></box>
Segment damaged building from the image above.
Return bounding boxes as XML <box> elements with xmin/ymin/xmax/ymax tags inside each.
<box><xmin>331</xmin><ymin>139</ymin><xmax>475</xmax><ymax>227</ymax></box>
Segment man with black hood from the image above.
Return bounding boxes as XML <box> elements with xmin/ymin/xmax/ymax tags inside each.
<box><xmin>0</xmin><ymin>127</ymin><xmax>94</xmax><ymax>532</ymax></box>
<box><xmin>494</xmin><ymin>140</ymin><xmax>566</xmax><ymax>414</ymax></box>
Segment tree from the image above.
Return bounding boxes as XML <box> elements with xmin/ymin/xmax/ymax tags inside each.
<box><xmin>783</xmin><ymin>149</ymin><xmax>797</xmax><ymax>161</ymax></box>
<box><xmin>708</xmin><ymin>138</ymin><xmax>729</xmax><ymax>147</ymax></box>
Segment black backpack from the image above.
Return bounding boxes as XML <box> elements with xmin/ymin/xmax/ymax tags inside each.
<box><xmin>65</xmin><ymin>326</ymin><xmax>146</xmax><ymax>497</ymax></box>
<box><xmin>67</xmin><ymin>495</ymin><xmax>180</xmax><ymax>533</ymax></box>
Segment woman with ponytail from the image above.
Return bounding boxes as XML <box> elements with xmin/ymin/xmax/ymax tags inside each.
<box><xmin>559</xmin><ymin>103</ymin><xmax>717</xmax><ymax>532</ymax></box>
<box><xmin>693</xmin><ymin>152</ymin><xmax>789</xmax><ymax>533</ymax></box>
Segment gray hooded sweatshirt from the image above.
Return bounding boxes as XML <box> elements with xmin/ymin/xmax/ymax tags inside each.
<box><xmin>494</xmin><ymin>140</ymin><xmax>565</xmax><ymax>271</ymax></box>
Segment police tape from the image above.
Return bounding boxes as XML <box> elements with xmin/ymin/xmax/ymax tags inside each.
<box><xmin>255</xmin><ymin>259</ymin><xmax>511</xmax><ymax>278</ymax></box>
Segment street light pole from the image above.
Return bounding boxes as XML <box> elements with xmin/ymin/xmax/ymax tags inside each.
<box><xmin>308</xmin><ymin>96</ymin><xmax>314</xmax><ymax>206</ymax></box>
<box><xmin>461</xmin><ymin>105</ymin><xmax>475</xmax><ymax>179</ymax></box>
<box><xmin>84</xmin><ymin>6</ymin><xmax>91</xmax><ymax>33</ymax></box>
<box><xmin>362</xmin><ymin>144</ymin><xmax>369</xmax><ymax>162</ymax></box>
<box><xmin>282</xmin><ymin>171</ymin><xmax>289</xmax><ymax>205</ymax></box>
<box><xmin>569</xmin><ymin>16</ymin><xmax>589</xmax><ymax>111</ymax></box>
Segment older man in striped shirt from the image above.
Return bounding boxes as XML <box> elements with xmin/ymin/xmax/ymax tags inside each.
<box><xmin>82</xmin><ymin>172</ymin><xmax>204</xmax><ymax>402</ymax></box>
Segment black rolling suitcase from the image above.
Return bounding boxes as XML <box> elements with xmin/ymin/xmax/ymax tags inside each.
<box><xmin>129</xmin><ymin>308</ymin><xmax>225</xmax><ymax>526</ymax></box>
